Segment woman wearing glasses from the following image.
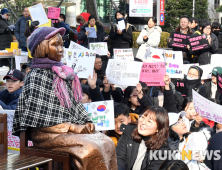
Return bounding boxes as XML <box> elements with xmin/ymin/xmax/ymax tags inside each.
<box><xmin>192</xmin><ymin>20</ymin><xmax>218</xmax><ymax>65</ymax></box>
<box><xmin>168</xmin><ymin>112</ymin><xmax>211</xmax><ymax>170</ymax></box>
<box><xmin>0</xmin><ymin>8</ymin><xmax>13</xmax><ymax>51</ymax></box>
<box><xmin>116</xmin><ymin>106</ymin><xmax>170</xmax><ymax>170</ymax></box>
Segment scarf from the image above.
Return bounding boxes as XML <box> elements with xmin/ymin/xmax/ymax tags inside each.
<box><xmin>184</xmin><ymin>75</ymin><xmax>202</xmax><ymax>97</ymax></box>
<box><xmin>117</xmin><ymin>18</ymin><xmax>124</xmax><ymax>22</ymax></box>
<box><xmin>88</xmin><ymin>24</ymin><xmax>97</xmax><ymax>32</ymax></box>
<box><xmin>32</xmin><ymin>58</ymin><xmax>82</xmax><ymax>108</ymax></box>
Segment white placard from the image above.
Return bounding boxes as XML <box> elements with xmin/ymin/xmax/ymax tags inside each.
<box><xmin>113</xmin><ymin>48</ymin><xmax>134</xmax><ymax>61</ymax></box>
<box><xmin>211</xmin><ymin>54</ymin><xmax>222</xmax><ymax>68</ymax></box>
<box><xmin>28</xmin><ymin>3</ymin><xmax>48</xmax><ymax>26</ymax></box>
<box><xmin>117</xmin><ymin>20</ymin><xmax>126</xmax><ymax>31</ymax></box>
<box><xmin>89</xmin><ymin>42</ymin><xmax>108</xmax><ymax>56</ymax></box>
<box><xmin>164</xmin><ymin>50</ymin><xmax>183</xmax><ymax>78</ymax></box>
<box><xmin>193</xmin><ymin>90</ymin><xmax>222</xmax><ymax>124</ymax></box>
<box><xmin>183</xmin><ymin>63</ymin><xmax>199</xmax><ymax>75</ymax></box>
<box><xmin>129</xmin><ymin>0</ymin><xmax>153</xmax><ymax>17</ymax></box>
<box><xmin>69</xmin><ymin>41</ymin><xmax>88</xmax><ymax>50</ymax></box>
<box><xmin>64</xmin><ymin>49</ymin><xmax>96</xmax><ymax>78</ymax></box>
<box><xmin>15</xmin><ymin>55</ymin><xmax>28</xmax><ymax>70</ymax></box>
<box><xmin>145</xmin><ymin>48</ymin><xmax>164</xmax><ymax>63</ymax></box>
<box><xmin>83</xmin><ymin>100</ymin><xmax>115</xmax><ymax>131</ymax></box>
<box><xmin>106</xmin><ymin>59</ymin><xmax>143</xmax><ymax>86</ymax></box>
<box><xmin>199</xmin><ymin>64</ymin><xmax>212</xmax><ymax>80</ymax></box>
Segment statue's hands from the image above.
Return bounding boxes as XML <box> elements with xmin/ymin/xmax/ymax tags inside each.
<box><xmin>85</xmin><ymin>122</ymin><xmax>95</xmax><ymax>134</ymax></box>
<box><xmin>69</xmin><ymin>123</ymin><xmax>95</xmax><ymax>134</ymax></box>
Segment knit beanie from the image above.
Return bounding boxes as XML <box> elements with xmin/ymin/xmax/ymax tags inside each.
<box><xmin>27</xmin><ymin>27</ymin><xmax>65</xmax><ymax>57</ymax></box>
<box><xmin>1</xmin><ymin>8</ymin><xmax>10</xmax><ymax>15</ymax></box>
<box><xmin>188</xmin><ymin>65</ymin><xmax>203</xmax><ymax>79</ymax></box>
<box><xmin>88</xmin><ymin>15</ymin><xmax>96</xmax><ymax>21</ymax></box>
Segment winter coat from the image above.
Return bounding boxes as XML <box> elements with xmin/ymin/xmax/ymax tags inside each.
<box><xmin>204</xmin><ymin>132</ymin><xmax>222</xmax><ymax>170</ymax></box>
<box><xmin>0</xmin><ymin>15</ymin><xmax>13</xmax><ymax>50</ymax></box>
<box><xmin>136</xmin><ymin>25</ymin><xmax>162</xmax><ymax>61</ymax></box>
<box><xmin>168</xmin><ymin>128</ymin><xmax>212</xmax><ymax>170</ymax></box>
<box><xmin>216</xmin><ymin>32</ymin><xmax>222</xmax><ymax>54</ymax></box>
<box><xmin>89</xmin><ymin>86</ymin><xmax>104</xmax><ymax>102</ymax></box>
<box><xmin>77</xmin><ymin>20</ymin><xmax>107</xmax><ymax>48</ymax></box>
<box><xmin>109</xmin><ymin>21</ymin><xmax>133</xmax><ymax>51</ymax></box>
<box><xmin>14</xmin><ymin>15</ymin><xmax>31</xmax><ymax>48</ymax></box>
<box><xmin>204</xmin><ymin>81</ymin><xmax>221</xmax><ymax>102</ymax></box>
<box><xmin>59</xmin><ymin>21</ymin><xmax>70</xmax><ymax>48</ymax></box>
<box><xmin>117</xmin><ymin>124</ymin><xmax>170</xmax><ymax>170</ymax></box>
<box><xmin>195</xmin><ymin>33</ymin><xmax>218</xmax><ymax>65</ymax></box>
<box><xmin>76</xmin><ymin>13</ymin><xmax>90</xmax><ymax>33</ymax></box>
<box><xmin>0</xmin><ymin>88</ymin><xmax>22</xmax><ymax>110</ymax></box>
<box><xmin>167</xmin><ymin>29</ymin><xmax>193</xmax><ymax>62</ymax></box>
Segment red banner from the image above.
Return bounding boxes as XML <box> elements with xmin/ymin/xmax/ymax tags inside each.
<box><xmin>160</xmin><ymin>0</ymin><xmax>165</xmax><ymax>25</ymax></box>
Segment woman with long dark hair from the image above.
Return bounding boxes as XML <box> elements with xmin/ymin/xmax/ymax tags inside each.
<box><xmin>116</xmin><ymin>106</ymin><xmax>170</xmax><ymax>170</ymax></box>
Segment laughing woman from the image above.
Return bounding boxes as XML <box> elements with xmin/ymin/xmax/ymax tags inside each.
<box><xmin>116</xmin><ymin>106</ymin><xmax>170</xmax><ymax>170</ymax></box>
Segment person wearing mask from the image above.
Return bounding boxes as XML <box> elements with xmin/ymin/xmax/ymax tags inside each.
<box><xmin>77</xmin><ymin>15</ymin><xmax>108</xmax><ymax>48</ymax></box>
<box><xmin>110</xmin><ymin>11</ymin><xmax>133</xmax><ymax>56</ymax></box>
<box><xmin>192</xmin><ymin>20</ymin><xmax>218</xmax><ymax>65</ymax></box>
<box><xmin>168</xmin><ymin>112</ymin><xmax>211</xmax><ymax>170</ymax></box>
<box><xmin>211</xmin><ymin>22</ymin><xmax>222</xmax><ymax>54</ymax></box>
<box><xmin>14</xmin><ymin>7</ymin><xmax>31</xmax><ymax>51</ymax></box>
<box><xmin>168</xmin><ymin>15</ymin><xmax>193</xmax><ymax>62</ymax></box>
<box><xmin>184</xmin><ymin>65</ymin><xmax>207</xmax><ymax>98</ymax></box>
<box><xmin>58</xmin><ymin>14</ymin><xmax>70</xmax><ymax>48</ymax></box>
<box><xmin>116</xmin><ymin>106</ymin><xmax>170</xmax><ymax>170</ymax></box>
<box><xmin>0</xmin><ymin>8</ymin><xmax>13</xmax><ymax>50</ymax></box>
<box><xmin>136</xmin><ymin>17</ymin><xmax>162</xmax><ymax>61</ymax></box>
<box><xmin>204</xmin><ymin>67</ymin><xmax>222</xmax><ymax>102</ymax></box>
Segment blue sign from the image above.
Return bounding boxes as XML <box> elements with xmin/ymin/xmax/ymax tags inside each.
<box><xmin>160</xmin><ymin>14</ymin><xmax>164</xmax><ymax>22</ymax></box>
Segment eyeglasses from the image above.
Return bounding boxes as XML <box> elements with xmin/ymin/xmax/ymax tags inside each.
<box><xmin>171</xmin><ymin>119</ymin><xmax>185</xmax><ymax>128</ymax></box>
<box><xmin>130</xmin><ymin>94</ymin><xmax>138</xmax><ymax>98</ymax></box>
<box><xmin>139</xmin><ymin>115</ymin><xmax>154</xmax><ymax>127</ymax></box>
<box><xmin>204</xmin><ymin>27</ymin><xmax>211</xmax><ymax>30</ymax></box>
<box><xmin>188</xmin><ymin>72</ymin><xmax>199</xmax><ymax>78</ymax></box>
<box><xmin>95</xmin><ymin>62</ymin><xmax>102</xmax><ymax>65</ymax></box>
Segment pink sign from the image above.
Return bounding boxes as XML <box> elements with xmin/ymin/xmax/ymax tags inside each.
<box><xmin>47</xmin><ymin>7</ymin><xmax>61</xmax><ymax>19</ymax></box>
<box><xmin>140</xmin><ymin>62</ymin><xmax>166</xmax><ymax>86</ymax></box>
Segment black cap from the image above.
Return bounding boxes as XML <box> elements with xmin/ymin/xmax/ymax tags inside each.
<box><xmin>3</xmin><ymin>69</ymin><xmax>24</xmax><ymax>81</ymax></box>
<box><xmin>22</xmin><ymin>60</ymin><xmax>32</xmax><ymax>70</ymax></box>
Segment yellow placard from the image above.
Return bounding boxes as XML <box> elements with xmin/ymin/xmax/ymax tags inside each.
<box><xmin>11</xmin><ymin>42</ymin><xmax>18</xmax><ymax>49</ymax></box>
<box><xmin>28</xmin><ymin>19</ymin><xmax>51</xmax><ymax>27</ymax></box>
<box><xmin>5</xmin><ymin>48</ymin><xmax>13</xmax><ymax>52</ymax></box>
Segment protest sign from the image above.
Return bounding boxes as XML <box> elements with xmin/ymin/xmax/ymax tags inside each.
<box><xmin>129</xmin><ymin>0</ymin><xmax>153</xmax><ymax>17</ymax></box>
<box><xmin>83</xmin><ymin>100</ymin><xmax>115</xmax><ymax>131</ymax></box>
<box><xmin>85</xmin><ymin>27</ymin><xmax>97</xmax><ymax>38</ymax></box>
<box><xmin>144</xmin><ymin>48</ymin><xmax>164</xmax><ymax>63</ymax></box>
<box><xmin>140</xmin><ymin>62</ymin><xmax>166</xmax><ymax>86</ymax></box>
<box><xmin>0</xmin><ymin>110</ymin><xmax>33</xmax><ymax>150</ymax></box>
<box><xmin>15</xmin><ymin>55</ymin><xmax>28</xmax><ymax>70</ymax></box>
<box><xmin>211</xmin><ymin>54</ymin><xmax>222</xmax><ymax>68</ymax></box>
<box><xmin>217</xmin><ymin>73</ymin><xmax>222</xmax><ymax>95</ymax></box>
<box><xmin>199</xmin><ymin>64</ymin><xmax>212</xmax><ymax>80</ymax></box>
<box><xmin>47</xmin><ymin>7</ymin><xmax>61</xmax><ymax>19</ymax></box>
<box><xmin>183</xmin><ymin>63</ymin><xmax>199</xmax><ymax>75</ymax></box>
<box><xmin>69</xmin><ymin>41</ymin><xmax>88</xmax><ymax>50</ymax></box>
<box><xmin>164</xmin><ymin>50</ymin><xmax>183</xmax><ymax>78</ymax></box>
<box><xmin>117</xmin><ymin>20</ymin><xmax>125</xmax><ymax>31</ymax></box>
<box><xmin>106</xmin><ymin>59</ymin><xmax>143</xmax><ymax>86</ymax></box>
<box><xmin>113</xmin><ymin>48</ymin><xmax>134</xmax><ymax>61</ymax></box>
<box><xmin>193</xmin><ymin>90</ymin><xmax>222</xmax><ymax>124</ymax></box>
<box><xmin>169</xmin><ymin>33</ymin><xmax>190</xmax><ymax>49</ymax></box>
<box><xmin>64</xmin><ymin>49</ymin><xmax>96</xmax><ymax>78</ymax></box>
<box><xmin>28</xmin><ymin>3</ymin><xmax>48</xmax><ymax>26</ymax></box>
<box><xmin>188</xmin><ymin>34</ymin><xmax>210</xmax><ymax>51</ymax></box>
<box><xmin>90</xmin><ymin>42</ymin><xmax>108</xmax><ymax>56</ymax></box>
<box><xmin>175</xmin><ymin>80</ymin><xmax>188</xmax><ymax>97</ymax></box>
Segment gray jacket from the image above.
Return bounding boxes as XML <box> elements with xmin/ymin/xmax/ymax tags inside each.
<box><xmin>14</xmin><ymin>16</ymin><xmax>31</xmax><ymax>47</ymax></box>
<box><xmin>0</xmin><ymin>15</ymin><xmax>13</xmax><ymax>50</ymax></box>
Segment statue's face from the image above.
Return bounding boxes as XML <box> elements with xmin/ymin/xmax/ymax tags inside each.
<box><xmin>47</xmin><ymin>34</ymin><xmax>64</xmax><ymax>61</ymax></box>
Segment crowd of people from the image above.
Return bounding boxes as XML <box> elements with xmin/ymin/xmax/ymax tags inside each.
<box><xmin>1</xmin><ymin>5</ymin><xmax>222</xmax><ymax>170</ymax></box>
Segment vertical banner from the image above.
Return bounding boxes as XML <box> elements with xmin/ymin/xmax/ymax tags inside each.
<box><xmin>129</xmin><ymin>0</ymin><xmax>153</xmax><ymax>17</ymax></box>
<box><xmin>217</xmin><ymin>73</ymin><xmax>222</xmax><ymax>95</ymax></box>
<box><xmin>160</xmin><ymin>0</ymin><xmax>165</xmax><ymax>25</ymax></box>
